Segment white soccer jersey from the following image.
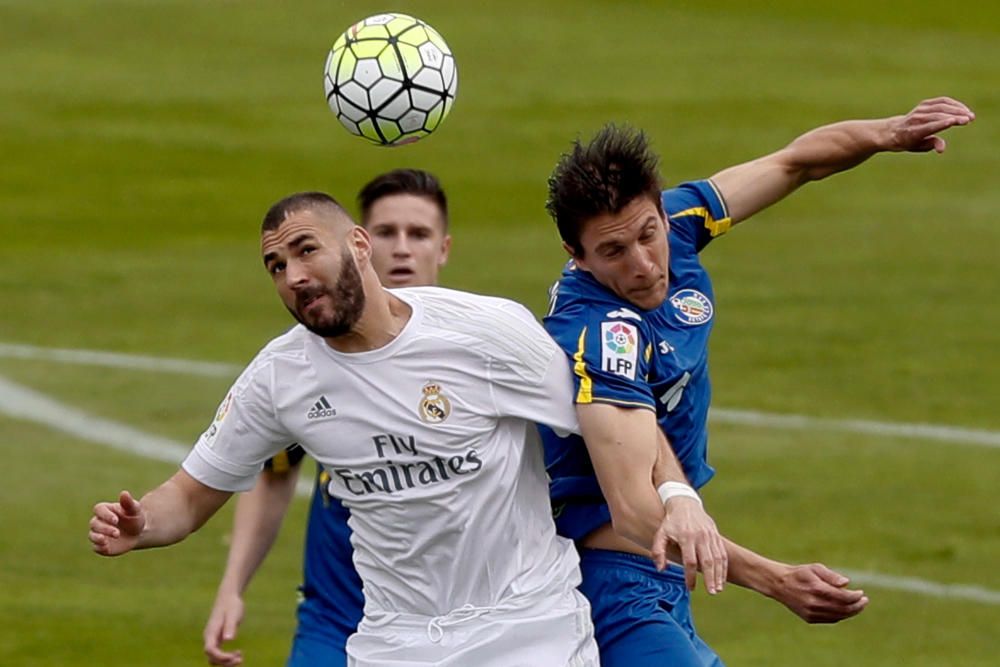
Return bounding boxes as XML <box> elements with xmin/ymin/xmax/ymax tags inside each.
<box><xmin>183</xmin><ymin>287</ymin><xmax>584</xmax><ymax>621</ymax></box>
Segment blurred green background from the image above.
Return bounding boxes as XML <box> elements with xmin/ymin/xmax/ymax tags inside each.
<box><xmin>1</xmin><ymin>1</ymin><xmax>997</xmax><ymax>665</ymax></box>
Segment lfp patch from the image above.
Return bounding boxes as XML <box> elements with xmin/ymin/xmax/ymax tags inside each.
<box><xmin>601</xmin><ymin>321</ymin><xmax>639</xmax><ymax>380</ymax></box>
<box><xmin>670</xmin><ymin>289</ymin><xmax>713</xmax><ymax>325</ymax></box>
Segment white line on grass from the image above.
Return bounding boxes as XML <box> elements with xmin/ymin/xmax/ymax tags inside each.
<box><xmin>710</xmin><ymin>408</ymin><xmax>1000</xmax><ymax>449</ymax></box>
<box><xmin>3</xmin><ymin>342</ymin><xmax>999</xmax><ymax>448</ymax></box>
<box><xmin>0</xmin><ymin>342</ymin><xmax>241</xmax><ymax>378</ymax></box>
<box><xmin>1</xmin><ymin>372</ymin><xmax>998</xmax><ymax>606</ymax></box>
<box><xmin>0</xmin><ymin>374</ymin><xmax>313</xmax><ymax>496</ymax></box>
<box><xmin>841</xmin><ymin>569</ymin><xmax>1000</xmax><ymax>606</ymax></box>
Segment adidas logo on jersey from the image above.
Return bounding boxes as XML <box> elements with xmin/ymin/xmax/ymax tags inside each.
<box><xmin>307</xmin><ymin>396</ymin><xmax>337</xmax><ymax>420</ymax></box>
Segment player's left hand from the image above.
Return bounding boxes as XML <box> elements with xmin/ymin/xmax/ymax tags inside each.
<box><xmin>772</xmin><ymin>563</ymin><xmax>869</xmax><ymax>623</ymax></box>
<box><xmin>887</xmin><ymin>96</ymin><xmax>975</xmax><ymax>153</ymax></box>
<box><xmin>204</xmin><ymin>590</ymin><xmax>245</xmax><ymax>666</ymax></box>
<box><xmin>651</xmin><ymin>497</ymin><xmax>728</xmax><ymax>594</ymax></box>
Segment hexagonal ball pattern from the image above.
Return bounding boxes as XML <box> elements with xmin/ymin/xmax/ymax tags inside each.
<box><xmin>325</xmin><ymin>12</ymin><xmax>457</xmax><ymax>146</ymax></box>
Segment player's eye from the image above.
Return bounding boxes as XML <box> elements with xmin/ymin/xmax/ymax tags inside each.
<box><xmin>412</xmin><ymin>230</ymin><xmax>431</xmax><ymax>240</ymax></box>
<box><xmin>269</xmin><ymin>261</ymin><xmax>286</xmax><ymax>275</ymax></box>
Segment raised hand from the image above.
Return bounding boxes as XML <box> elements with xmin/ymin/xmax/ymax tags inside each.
<box><xmin>888</xmin><ymin>96</ymin><xmax>975</xmax><ymax>153</ymax></box>
<box><xmin>89</xmin><ymin>490</ymin><xmax>146</xmax><ymax>556</ymax></box>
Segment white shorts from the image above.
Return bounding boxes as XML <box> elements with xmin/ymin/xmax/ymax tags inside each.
<box><xmin>346</xmin><ymin>587</ymin><xmax>598</xmax><ymax>667</ymax></box>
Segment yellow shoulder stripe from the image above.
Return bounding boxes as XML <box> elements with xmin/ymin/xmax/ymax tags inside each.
<box><xmin>573</xmin><ymin>327</ymin><xmax>593</xmax><ymax>403</ymax></box>
<box><xmin>672</xmin><ymin>205</ymin><xmax>731</xmax><ymax>238</ymax></box>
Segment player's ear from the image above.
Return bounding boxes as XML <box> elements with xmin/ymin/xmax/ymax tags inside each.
<box><xmin>438</xmin><ymin>234</ymin><xmax>452</xmax><ymax>268</ymax></box>
<box><xmin>349</xmin><ymin>226</ymin><xmax>373</xmax><ymax>265</ymax></box>
<box><xmin>562</xmin><ymin>241</ymin><xmax>588</xmax><ymax>269</ymax></box>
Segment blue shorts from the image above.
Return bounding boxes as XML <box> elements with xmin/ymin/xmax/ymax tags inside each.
<box><xmin>286</xmin><ymin>596</ymin><xmax>357</xmax><ymax>667</ymax></box>
<box><xmin>578</xmin><ymin>548</ymin><xmax>724</xmax><ymax>667</ymax></box>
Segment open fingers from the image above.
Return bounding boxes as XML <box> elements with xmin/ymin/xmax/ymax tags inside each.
<box><xmin>913</xmin><ymin>96</ymin><xmax>975</xmax><ymax>119</ymax></box>
<box><xmin>650</xmin><ymin>525</ymin><xmax>669</xmax><ymax>572</ymax></box>
<box><xmin>709</xmin><ymin>531</ymin><xmax>728</xmax><ymax>594</ymax></box>
<box><xmin>680</xmin><ymin>540</ymin><xmax>698</xmax><ymax>591</ymax></box>
<box><xmin>693</xmin><ymin>537</ymin><xmax>719</xmax><ymax>595</ymax></box>
<box><xmin>907</xmin><ymin>113</ymin><xmax>970</xmax><ymax>137</ymax></box>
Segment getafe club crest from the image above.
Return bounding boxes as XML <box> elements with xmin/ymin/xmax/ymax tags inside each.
<box><xmin>670</xmin><ymin>289</ymin><xmax>713</xmax><ymax>325</ymax></box>
<box><xmin>418</xmin><ymin>382</ymin><xmax>452</xmax><ymax>423</ymax></box>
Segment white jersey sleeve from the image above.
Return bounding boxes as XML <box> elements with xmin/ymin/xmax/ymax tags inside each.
<box><xmin>487</xmin><ymin>301</ymin><xmax>580</xmax><ymax>436</ymax></box>
<box><xmin>181</xmin><ymin>354</ymin><xmax>293</xmax><ymax>492</ymax></box>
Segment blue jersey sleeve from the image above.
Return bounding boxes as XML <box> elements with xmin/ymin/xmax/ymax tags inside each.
<box><xmin>663</xmin><ymin>179</ymin><xmax>731</xmax><ymax>252</ymax></box>
<box><xmin>544</xmin><ymin>302</ymin><xmax>656</xmax><ymax>411</ymax></box>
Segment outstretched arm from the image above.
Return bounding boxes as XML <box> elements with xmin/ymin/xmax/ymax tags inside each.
<box><xmin>203</xmin><ymin>464</ymin><xmax>302</xmax><ymax>667</ymax></box>
<box><xmin>89</xmin><ymin>468</ymin><xmax>232</xmax><ymax>556</ymax></box>
<box><xmin>713</xmin><ymin>96</ymin><xmax>975</xmax><ymax>224</ymax></box>
<box><xmin>724</xmin><ymin>538</ymin><xmax>869</xmax><ymax>623</ymax></box>
<box><xmin>577</xmin><ymin>402</ymin><xmax>727</xmax><ymax>593</ymax></box>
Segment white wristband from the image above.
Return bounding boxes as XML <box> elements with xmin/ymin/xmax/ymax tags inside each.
<box><xmin>657</xmin><ymin>481</ymin><xmax>703</xmax><ymax>508</ymax></box>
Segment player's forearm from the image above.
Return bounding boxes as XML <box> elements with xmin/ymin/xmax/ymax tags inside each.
<box><xmin>721</xmin><ymin>536</ymin><xmax>787</xmax><ymax>597</ymax></box>
<box><xmin>651</xmin><ymin>428</ymin><xmax>693</xmax><ymax>488</ymax></box>
<box><xmin>578</xmin><ymin>404</ymin><xmax>680</xmax><ymax>552</ymax></box>
<box><xmin>135</xmin><ymin>471</ymin><xmax>232</xmax><ymax>549</ymax></box>
<box><xmin>604</xmin><ymin>483</ymin><xmax>674</xmax><ymax>552</ymax></box>
<box><xmin>780</xmin><ymin>118</ymin><xmax>894</xmax><ymax>183</ymax></box>
<box><xmin>217</xmin><ymin>469</ymin><xmax>299</xmax><ymax>595</ymax></box>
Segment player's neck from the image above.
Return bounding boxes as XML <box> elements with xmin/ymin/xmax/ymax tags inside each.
<box><xmin>323</xmin><ymin>287</ymin><xmax>411</xmax><ymax>353</ymax></box>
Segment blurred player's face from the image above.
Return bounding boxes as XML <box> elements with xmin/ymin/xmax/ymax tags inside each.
<box><xmin>365</xmin><ymin>194</ymin><xmax>450</xmax><ymax>287</ymax></box>
<box><xmin>261</xmin><ymin>209</ymin><xmax>367</xmax><ymax>337</ymax></box>
<box><xmin>571</xmin><ymin>196</ymin><xmax>669</xmax><ymax>310</ymax></box>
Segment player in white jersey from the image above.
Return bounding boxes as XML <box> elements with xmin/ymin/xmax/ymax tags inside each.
<box><xmin>88</xmin><ymin>192</ymin><xmax>599</xmax><ymax>666</ymax></box>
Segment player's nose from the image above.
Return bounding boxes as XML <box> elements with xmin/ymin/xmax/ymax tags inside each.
<box><xmin>627</xmin><ymin>245</ymin><xmax>656</xmax><ymax>278</ymax></box>
<box><xmin>285</xmin><ymin>260</ymin><xmax>311</xmax><ymax>287</ymax></box>
<box><xmin>392</xmin><ymin>233</ymin><xmax>412</xmax><ymax>257</ymax></box>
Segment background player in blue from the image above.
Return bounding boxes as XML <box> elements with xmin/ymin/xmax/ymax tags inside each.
<box><xmin>542</xmin><ymin>96</ymin><xmax>975</xmax><ymax>666</ymax></box>
<box><xmin>202</xmin><ymin>169</ymin><xmax>452</xmax><ymax>667</ymax></box>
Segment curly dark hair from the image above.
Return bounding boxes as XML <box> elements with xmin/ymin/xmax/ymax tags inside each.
<box><xmin>546</xmin><ymin>124</ymin><xmax>663</xmax><ymax>256</ymax></box>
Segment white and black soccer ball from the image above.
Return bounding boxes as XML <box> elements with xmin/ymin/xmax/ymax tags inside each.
<box><xmin>324</xmin><ymin>13</ymin><xmax>458</xmax><ymax>146</ymax></box>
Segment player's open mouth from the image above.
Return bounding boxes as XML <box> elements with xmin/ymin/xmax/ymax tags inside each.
<box><xmin>388</xmin><ymin>268</ymin><xmax>415</xmax><ymax>280</ymax></box>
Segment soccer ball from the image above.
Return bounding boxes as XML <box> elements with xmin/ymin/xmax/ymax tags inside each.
<box><xmin>324</xmin><ymin>13</ymin><xmax>458</xmax><ymax>146</ymax></box>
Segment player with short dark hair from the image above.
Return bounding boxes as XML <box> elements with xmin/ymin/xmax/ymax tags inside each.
<box><xmin>201</xmin><ymin>171</ymin><xmax>451</xmax><ymax>667</ymax></box>
<box><xmin>92</xmin><ymin>190</ymin><xmax>605</xmax><ymax>665</ymax></box>
<box><xmin>542</xmin><ymin>97</ymin><xmax>974</xmax><ymax>666</ymax></box>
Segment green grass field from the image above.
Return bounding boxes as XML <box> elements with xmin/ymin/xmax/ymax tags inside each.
<box><xmin>1</xmin><ymin>1</ymin><xmax>998</xmax><ymax>665</ymax></box>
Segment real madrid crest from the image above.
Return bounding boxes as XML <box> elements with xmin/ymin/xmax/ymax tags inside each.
<box><xmin>418</xmin><ymin>382</ymin><xmax>452</xmax><ymax>423</ymax></box>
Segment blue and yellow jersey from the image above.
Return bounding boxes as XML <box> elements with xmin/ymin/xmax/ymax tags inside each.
<box><xmin>542</xmin><ymin>180</ymin><xmax>731</xmax><ymax>541</ymax></box>
<box><xmin>266</xmin><ymin>446</ymin><xmax>363</xmax><ymax>637</ymax></box>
